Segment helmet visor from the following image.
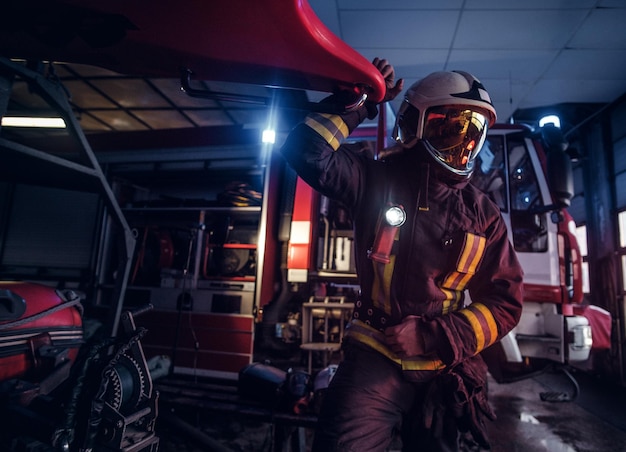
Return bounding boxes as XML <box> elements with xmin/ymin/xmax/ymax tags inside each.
<box><xmin>422</xmin><ymin>106</ymin><xmax>488</xmax><ymax>175</ymax></box>
<box><xmin>392</xmin><ymin>101</ymin><xmax>420</xmax><ymax>147</ymax></box>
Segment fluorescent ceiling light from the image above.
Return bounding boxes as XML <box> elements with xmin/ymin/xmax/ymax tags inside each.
<box><xmin>1</xmin><ymin>116</ymin><xmax>66</xmax><ymax>128</ymax></box>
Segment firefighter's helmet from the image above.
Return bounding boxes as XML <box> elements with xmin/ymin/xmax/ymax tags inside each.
<box><xmin>391</xmin><ymin>71</ymin><xmax>496</xmax><ymax>178</ymax></box>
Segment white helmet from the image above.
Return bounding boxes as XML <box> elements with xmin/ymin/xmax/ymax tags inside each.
<box><xmin>391</xmin><ymin>71</ymin><xmax>497</xmax><ymax>178</ymax></box>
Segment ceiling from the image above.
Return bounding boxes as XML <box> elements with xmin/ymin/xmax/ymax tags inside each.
<box><xmin>1</xmin><ymin>0</ymin><xmax>626</xmax><ymax>152</ymax></box>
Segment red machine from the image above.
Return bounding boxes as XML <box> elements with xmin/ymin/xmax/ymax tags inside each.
<box><xmin>0</xmin><ymin>281</ymin><xmax>83</xmax><ymax>382</ymax></box>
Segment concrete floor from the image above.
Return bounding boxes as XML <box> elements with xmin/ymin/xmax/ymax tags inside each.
<box><xmin>486</xmin><ymin>370</ymin><xmax>626</xmax><ymax>452</ymax></box>
<box><xmin>156</xmin><ymin>368</ymin><xmax>626</xmax><ymax>452</ymax></box>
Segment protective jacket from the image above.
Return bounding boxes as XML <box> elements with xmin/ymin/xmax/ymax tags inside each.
<box><xmin>281</xmin><ymin>103</ymin><xmax>523</xmax><ymax>385</ymax></box>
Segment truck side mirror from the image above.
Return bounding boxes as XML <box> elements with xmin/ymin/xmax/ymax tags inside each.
<box><xmin>542</xmin><ymin>125</ymin><xmax>574</xmax><ymax>208</ymax></box>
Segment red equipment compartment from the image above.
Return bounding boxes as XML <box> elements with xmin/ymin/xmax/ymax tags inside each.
<box><xmin>0</xmin><ymin>281</ymin><xmax>83</xmax><ymax>381</ymax></box>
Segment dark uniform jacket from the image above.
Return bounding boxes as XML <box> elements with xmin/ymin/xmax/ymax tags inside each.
<box><xmin>280</xmin><ymin>104</ymin><xmax>524</xmax><ymax>383</ymax></box>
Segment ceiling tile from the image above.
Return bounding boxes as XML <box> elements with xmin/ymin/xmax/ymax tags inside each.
<box><xmin>336</xmin><ymin>0</ymin><xmax>463</xmax><ymax>9</ymax></box>
<box><xmin>356</xmin><ymin>49</ymin><xmax>449</xmax><ymax>77</ymax></box>
<box><xmin>456</xmin><ymin>10</ymin><xmax>589</xmax><ymax>50</ymax></box>
<box><xmin>89</xmin><ymin>110</ymin><xmax>150</xmax><ymax>131</ymax></box>
<box><xmin>466</xmin><ymin>0</ymin><xmax>597</xmax><ymax>9</ymax></box>
<box><xmin>340</xmin><ymin>10</ymin><xmax>459</xmax><ymax>48</ymax></box>
<box><xmin>184</xmin><ymin>109</ymin><xmax>235</xmax><ymax>127</ymax></box>
<box><xmin>63</xmin><ymin>80</ymin><xmax>117</xmax><ymax>109</ymax></box>
<box><xmin>569</xmin><ymin>8</ymin><xmax>626</xmax><ymax>49</ymax></box>
<box><xmin>90</xmin><ymin>78</ymin><xmax>170</xmax><ymax>108</ymax></box>
<box><xmin>485</xmin><ymin>78</ymin><xmax>533</xmax><ymax>121</ymax></box>
<box><xmin>545</xmin><ymin>49</ymin><xmax>626</xmax><ymax>80</ymax></box>
<box><xmin>78</xmin><ymin>114</ymin><xmax>113</xmax><ymax>132</ymax></box>
<box><xmin>447</xmin><ymin>49</ymin><xmax>556</xmax><ymax>80</ymax></box>
<box><xmin>521</xmin><ymin>79</ymin><xmax>626</xmax><ymax>106</ymax></box>
<box><xmin>131</xmin><ymin>109</ymin><xmax>194</xmax><ymax>129</ymax></box>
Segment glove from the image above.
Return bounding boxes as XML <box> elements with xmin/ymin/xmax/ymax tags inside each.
<box><xmin>372</xmin><ymin>57</ymin><xmax>404</xmax><ymax>103</ymax></box>
<box><xmin>384</xmin><ymin>315</ymin><xmax>426</xmax><ymax>358</ymax></box>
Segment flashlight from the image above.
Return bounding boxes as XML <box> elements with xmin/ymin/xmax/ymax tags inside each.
<box><xmin>368</xmin><ymin>204</ymin><xmax>406</xmax><ymax>264</ymax></box>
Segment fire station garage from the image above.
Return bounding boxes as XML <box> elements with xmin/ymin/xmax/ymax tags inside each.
<box><xmin>1</xmin><ymin>1</ymin><xmax>626</xmax><ymax>451</ymax></box>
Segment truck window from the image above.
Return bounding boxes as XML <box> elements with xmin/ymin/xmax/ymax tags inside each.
<box><xmin>473</xmin><ymin>135</ymin><xmax>548</xmax><ymax>253</ymax></box>
<box><xmin>507</xmin><ymin>139</ymin><xmax>548</xmax><ymax>253</ymax></box>
<box><xmin>472</xmin><ymin>136</ymin><xmax>507</xmax><ymax>211</ymax></box>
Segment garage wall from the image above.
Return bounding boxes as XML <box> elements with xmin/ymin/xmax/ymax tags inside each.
<box><xmin>0</xmin><ymin>182</ymin><xmax>100</xmax><ymax>280</ymax></box>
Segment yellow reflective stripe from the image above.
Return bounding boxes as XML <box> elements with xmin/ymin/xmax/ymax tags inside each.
<box><xmin>402</xmin><ymin>357</ymin><xmax>445</xmax><ymax>371</ymax></box>
<box><xmin>441</xmin><ymin>288</ymin><xmax>452</xmax><ymax>315</ymax></box>
<box><xmin>305</xmin><ymin>117</ymin><xmax>340</xmax><ymax>150</ymax></box>
<box><xmin>459</xmin><ymin>302</ymin><xmax>499</xmax><ymax>353</ymax></box>
<box><xmin>459</xmin><ymin>307</ymin><xmax>485</xmax><ymax>353</ymax></box>
<box><xmin>345</xmin><ymin>329</ymin><xmax>401</xmax><ymax>365</ymax></box>
<box><xmin>457</xmin><ymin>233</ymin><xmax>486</xmax><ymax>274</ymax></box>
<box><xmin>441</xmin><ymin>288</ymin><xmax>458</xmax><ymax>315</ymax></box>
<box><xmin>383</xmin><ymin>254</ymin><xmax>395</xmax><ymax>308</ymax></box>
<box><xmin>458</xmin><ymin>272</ymin><xmax>473</xmax><ymax>288</ymax></box>
<box><xmin>304</xmin><ymin>113</ymin><xmax>349</xmax><ymax>151</ymax></box>
<box><xmin>443</xmin><ymin>271</ymin><xmax>472</xmax><ymax>290</ymax></box>
<box><xmin>345</xmin><ymin>320</ymin><xmax>445</xmax><ymax>371</ymax></box>
<box><xmin>473</xmin><ymin>302</ymin><xmax>499</xmax><ymax>347</ymax></box>
<box><xmin>440</xmin><ymin>233</ymin><xmax>487</xmax><ymax>315</ymax></box>
<box><xmin>371</xmin><ymin>241</ymin><xmax>397</xmax><ymax>315</ymax></box>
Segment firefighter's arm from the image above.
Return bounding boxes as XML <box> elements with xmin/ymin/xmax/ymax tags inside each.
<box><xmin>279</xmin><ymin>58</ymin><xmax>403</xmax><ymax>199</ymax></box>
<box><xmin>429</xmin><ymin>222</ymin><xmax>523</xmax><ymax>365</ymax></box>
<box><xmin>391</xmin><ymin>220</ymin><xmax>523</xmax><ymax>364</ymax></box>
<box><xmin>279</xmin><ymin>106</ymin><xmax>371</xmax><ymax>206</ymax></box>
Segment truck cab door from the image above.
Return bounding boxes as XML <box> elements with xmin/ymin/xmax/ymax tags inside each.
<box><xmin>474</xmin><ymin>129</ymin><xmax>560</xmax><ymax>293</ymax></box>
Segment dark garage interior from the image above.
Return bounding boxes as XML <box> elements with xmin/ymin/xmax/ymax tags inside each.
<box><xmin>1</xmin><ymin>1</ymin><xmax>626</xmax><ymax>451</ymax></box>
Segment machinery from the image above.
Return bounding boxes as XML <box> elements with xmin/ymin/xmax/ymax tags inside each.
<box><xmin>0</xmin><ymin>283</ymin><xmax>159</xmax><ymax>451</ymax></box>
<box><xmin>0</xmin><ymin>56</ymin><xmax>159</xmax><ymax>451</ymax></box>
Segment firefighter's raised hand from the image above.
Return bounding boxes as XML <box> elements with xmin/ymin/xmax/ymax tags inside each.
<box><xmin>384</xmin><ymin>315</ymin><xmax>425</xmax><ymax>358</ymax></box>
<box><xmin>372</xmin><ymin>57</ymin><xmax>404</xmax><ymax>103</ymax></box>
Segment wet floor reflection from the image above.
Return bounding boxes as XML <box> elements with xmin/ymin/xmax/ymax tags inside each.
<box><xmin>486</xmin><ymin>373</ymin><xmax>626</xmax><ymax>452</ymax></box>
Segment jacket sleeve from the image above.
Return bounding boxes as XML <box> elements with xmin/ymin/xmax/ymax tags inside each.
<box><xmin>279</xmin><ymin>104</ymin><xmax>373</xmax><ymax>208</ymax></box>
<box><xmin>421</xmin><ymin>212</ymin><xmax>524</xmax><ymax>366</ymax></box>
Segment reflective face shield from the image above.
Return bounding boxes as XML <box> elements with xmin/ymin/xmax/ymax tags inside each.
<box><xmin>392</xmin><ymin>102</ymin><xmax>489</xmax><ymax>177</ymax></box>
<box><xmin>423</xmin><ymin>106</ymin><xmax>489</xmax><ymax>176</ymax></box>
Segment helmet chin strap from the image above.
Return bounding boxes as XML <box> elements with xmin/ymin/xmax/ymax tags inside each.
<box><xmin>418</xmin><ymin>162</ymin><xmax>430</xmax><ymax>211</ymax></box>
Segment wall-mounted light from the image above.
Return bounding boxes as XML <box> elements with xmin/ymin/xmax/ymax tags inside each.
<box><xmin>539</xmin><ymin>115</ymin><xmax>560</xmax><ymax>129</ymax></box>
<box><xmin>1</xmin><ymin>116</ymin><xmax>66</xmax><ymax>128</ymax></box>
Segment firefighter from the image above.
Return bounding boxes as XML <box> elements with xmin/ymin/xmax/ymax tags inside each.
<box><xmin>280</xmin><ymin>58</ymin><xmax>523</xmax><ymax>451</ymax></box>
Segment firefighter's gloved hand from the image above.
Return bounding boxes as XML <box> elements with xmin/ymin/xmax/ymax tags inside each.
<box><xmin>384</xmin><ymin>315</ymin><xmax>425</xmax><ymax>358</ymax></box>
<box><xmin>372</xmin><ymin>57</ymin><xmax>404</xmax><ymax>103</ymax></box>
